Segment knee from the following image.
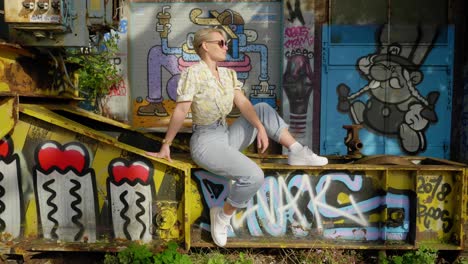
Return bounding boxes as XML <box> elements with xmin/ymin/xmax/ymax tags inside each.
<box><xmin>254</xmin><ymin>102</ymin><xmax>272</xmax><ymax>113</ymax></box>
<box><xmin>254</xmin><ymin>102</ymin><xmax>276</xmax><ymax>119</ymax></box>
<box><xmin>250</xmin><ymin>167</ymin><xmax>265</xmax><ymax>189</ymax></box>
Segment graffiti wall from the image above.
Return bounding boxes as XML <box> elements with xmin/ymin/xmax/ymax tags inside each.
<box><xmin>282</xmin><ymin>0</ymin><xmax>317</xmax><ymax>150</ymax></box>
<box><xmin>0</xmin><ymin>112</ymin><xmax>184</xmax><ymax>244</ymax></box>
<box><xmin>190</xmin><ymin>167</ymin><xmax>462</xmax><ymax>245</ymax></box>
<box><xmin>128</xmin><ymin>2</ymin><xmax>282</xmax><ymax>130</ymax></box>
<box><xmin>0</xmin><ymin>105</ymin><xmax>465</xmax><ymax>249</ymax></box>
<box><xmin>320</xmin><ymin>24</ymin><xmax>454</xmax><ymax>158</ymax></box>
<box><xmin>320</xmin><ymin>0</ymin><xmax>453</xmax><ymax>158</ymax></box>
<box><xmin>461</xmin><ymin>64</ymin><xmax>468</xmax><ymax>163</ymax></box>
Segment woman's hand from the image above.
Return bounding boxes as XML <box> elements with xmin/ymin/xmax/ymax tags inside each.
<box><xmin>256</xmin><ymin>126</ymin><xmax>269</xmax><ymax>153</ymax></box>
<box><xmin>146</xmin><ymin>144</ymin><xmax>172</xmax><ymax>162</ymax></box>
<box><xmin>233</xmin><ymin>90</ymin><xmax>270</xmax><ymax>153</ymax></box>
<box><xmin>146</xmin><ymin>101</ymin><xmax>191</xmax><ymax>163</ymax></box>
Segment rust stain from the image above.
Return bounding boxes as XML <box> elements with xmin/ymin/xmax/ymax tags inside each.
<box><xmin>0</xmin><ymin>96</ymin><xmax>18</xmax><ymax>138</ymax></box>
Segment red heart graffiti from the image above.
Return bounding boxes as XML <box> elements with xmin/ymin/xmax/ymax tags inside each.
<box><xmin>37</xmin><ymin>142</ymin><xmax>86</xmax><ymax>173</ymax></box>
<box><xmin>0</xmin><ymin>139</ymin><xmax>10</xmax><ymax>159</ymax></box>
<box><xmin>111</xmin><ymin>161</ymin><xmax>150</xmax><ymax>184</ymax></box>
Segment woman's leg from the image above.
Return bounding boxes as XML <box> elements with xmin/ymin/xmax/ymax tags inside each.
<box><xmin>191</xmin><ymin>124</ymin><xmax>264</xmax><ymax>246</ymax></box>
<box><xmin>229</xmin><ymin>102</ymin><xmax>328</xmax><ymax>165</ymax></box>
<box><xmin>229</xmin><ymin>102</ymin><xmax>291</xmax><ymax>150</ymax></box>
<box><xmin>191</xmin><ymin>125</ymin><xmax>264</xmax><ymax>208</ymax></box>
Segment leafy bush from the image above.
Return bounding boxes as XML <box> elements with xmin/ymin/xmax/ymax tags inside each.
<box><xmin>381</xmin><ymin>246</ymin><xmax>438</xmax><ymax>264</ymax></box>
<box><xmin>103</xmin><ymin>242</ymin><xmax>191</xmax><ymax>264</ymax></box>
<box><xmin>65</xmin><ymin>32</ymin><xmax>122</xmax><ymax>112</ymax></box>
<box><xmin>153</xmin><ymin>242</ymin><xmax>192</xmax><ymax>264</ymax></box>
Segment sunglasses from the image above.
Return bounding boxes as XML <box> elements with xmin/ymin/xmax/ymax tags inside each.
<box><xmin>204</xmin><ymin>39</ymin><xmax>229</xmax><ymax>48</ymax></box>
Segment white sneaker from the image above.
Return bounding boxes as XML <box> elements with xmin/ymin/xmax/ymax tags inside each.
<box><xmin>210</xmin><ymin>207</ymin><xmax>232</xmax><ymax>247</ymax></box>
<box><xmin>288</xmin><ymin>146</ymin><xmax>328</xmax><ymax>166</ymax></box>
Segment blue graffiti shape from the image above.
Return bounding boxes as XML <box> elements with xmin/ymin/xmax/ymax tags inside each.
<box><xmin>255</xmin><ymin>176</ymin><xmax>284</xmax><ymax>236</ymax></box>
<box><xmin>119</xmin><ymin>190</ymin><xmax>132</xmax><ymax>240</ymax></box>
<box><xmin>196</xmin><ymin>170</ymin><xmax>411</xmax><ymax>240</ymax></box>
<box><xmin>239</xmin><ymin>44</ymin><xmax>269</xmax><ymax>81</ymax></box>
<box><xmin>251</xmin><ymin>172</ymin><xmax>410</xmax><ymax>240</ymax></box>
<box><xmin>43</xmin><ymin>179</ymin><xmax>59</xmax><ymax>239</ymax></box>
<box><xmin>135</xmin><ymin>192</ymin><xmax>147</xmax><ymax>239</ymax></box>
<box><xmin>70</xmin><ymin>179</ymin><xmax>85</xmax><ymax>241</ymax></box>
<box><xmin>193</xmin><ymin>170</ymin><xmax>230</xmax><ymax>209</ymax></box>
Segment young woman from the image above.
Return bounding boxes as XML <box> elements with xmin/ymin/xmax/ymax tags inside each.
<box><xmin>147</xmin><ymin>28</ymin><xmax>328</xmax><ymax>247</ymax></box>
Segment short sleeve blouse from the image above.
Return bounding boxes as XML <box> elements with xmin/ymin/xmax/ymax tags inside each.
<box><xmin>176</xmin><ymin>60</ymin><xmax>242</xmax><ymax>125</ymax></box>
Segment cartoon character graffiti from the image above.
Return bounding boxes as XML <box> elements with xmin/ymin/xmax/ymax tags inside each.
<box><xmin>137</xmin><ymin>5</ymin><xmax>274</xmax><ymax>117</ymax></box>
<box><xmin>283</xmin><ymin>50</ymin><xmax>314</xmax><ymax>137</ymax></box>
<box><xmin>0</xmin><ymin>137</ymin><xmax>23</xmax><ymax>240</ymax></box>
<box><xmin>337</xmin><ymin>25</ymin><xmax>440</xmax><ymax>154</ymax></box>
<box><xmin>34</xmin><ymin>141</ymin><xmax>98</xmax><ymax>242</ymax></box>
<box><xmin>107</xmin><ymin>158</ymin><xmax>154</xmax><ymax>242</ymax></box>
<box><xmin>283</xmin><ymin>0</ymin><xmax>316</xmax><ymax>144</ymax></box>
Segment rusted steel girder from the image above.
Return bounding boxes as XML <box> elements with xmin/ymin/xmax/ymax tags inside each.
<box><xmin>0</xmin><ymin>103</ymin><xmax>465</xmax><ymax>255</ymax></box>
<box><xmin>0</xmin><ymin>95</ymin><xmax>18</xmax><ymax>139</ymax></box>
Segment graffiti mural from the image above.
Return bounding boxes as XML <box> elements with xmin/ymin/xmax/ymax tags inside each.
<box><xmin>337</xmin><ymin>24</ymin><xmax>440</xmax><ymax>155</ymax></box>
<box><xmin>107</xmin><ymin>158</ymin><xmax>154</xmax><ymax>242</ymax></box>
<box><xmin>416</xmin><ymin>174</ymin><xmax>455</xmax><ymax>235</ymax></box>
<box><xmin>129</xmin><ymin>2</ymin><xmax>282</xmax><ymax>129</ymax></box>
<box><xmin>34</xmin><ymin>141</ymin><xmax>98</xmax><ymax>242</ymax></box>
<box><xmin>321</xmin><ymin>23</ymin><xmax>453</xmax><ymax>158</ymax></box>
<box><xmin>0</xmin><ymin>112</ymin><xmax>184</xmax><ymax>245</ymax></box>
<box><xmin>461</xmin><ymin>64</ymin><xmax>468</xmax><ymax>163</ymax></box>
<box><xmin>193</xmin><ymin>169</ymin><xmax>419</xmax><ymax>241</ymax></box>
<box><xmin>282</xmin><ymin>0</ymin><xmax>316</xmax><ymax>149</ymax></box>
<box><xmin>0</xmin><ymin>136</ymin><xmax>23</xmax><ymax>240</ymax></box>
<box><xmin>0</xmin><ymin>107</ymin><xmax>465</xmax><ymax>249</ymax></box>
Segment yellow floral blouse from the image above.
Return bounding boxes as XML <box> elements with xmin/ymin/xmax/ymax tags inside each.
<box><xmin>176</xmin><ymin>60</ymin><xmax>242</xmax><ymax>125</ymax></box>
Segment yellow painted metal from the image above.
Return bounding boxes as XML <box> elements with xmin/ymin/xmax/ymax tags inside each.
<box><xmin>90</xmin><ymin>0</ymin><xmax>102</xmax><ymax>11</ymax></box>
<box><xmin>46</xmin><ymin>103</ymin><xmax>191</xmax><ymax>152</ymax></box>
<box><xmin>0</xmin><ymin>96</ymin><xmax>18</xmax><ymax>139</ymax></box>
<box><xmin>417</xmin><ymin>171</ymin><xmax>458</xmax><ymax>237</ymax></box>
<box><xmin>184</xmin><ymin>167</ymin><xmax>193</xmax><ymax>249</ymax></box>
<box><xmin>0</xmin><ymin>102</ymin><xmax>465</xmax><ymax>252</ymax></box>
<box><xmin>462</xmin><ymin>167</ymin><xmax>468</xmax><ymax>250</ymax></box>
<box><xmin>186</xmin><ymin>156</ymin><xmax>467</xmax><ymax>250</ymax></box>
<box><xmin>0</xmin><ymin>103</ymin><xmax>194</xmax><ymax>249</ymax></box>
<box><xmin>0</xmin><ymin>44</ymin><xmax>79</xmax><ymax>98</ymax></box>
<box><xmin>20</xmin><ymin>103</ymin><xmax>193</xmax><ymax>171</ymax></box>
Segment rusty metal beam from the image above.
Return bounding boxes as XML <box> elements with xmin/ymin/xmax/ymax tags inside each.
<box><xmin>0</xmin><ymin>95</ymin><xmax>18</xmax><ymax>139</ymax></box>
<box><xmin>19</xmin><ymin>103</ymin><xmax>193</xmax><ymax>171</ymax></box>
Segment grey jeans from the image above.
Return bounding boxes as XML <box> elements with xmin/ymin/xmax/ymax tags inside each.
<box><xmin>190</xmin><ymin>103</ymin><xmax>288</xmax><ymax>208</ymax></box>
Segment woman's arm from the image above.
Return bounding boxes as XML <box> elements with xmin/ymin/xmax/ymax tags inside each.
<box><xmin>147</xmin><ymin>101</ymin><xmax>192</xmax><ymax>161</ymax></box>
<box><xmin>233</xmin><ymin>90</ymin><xmax>269</xmax><ymax>153</ymax></box>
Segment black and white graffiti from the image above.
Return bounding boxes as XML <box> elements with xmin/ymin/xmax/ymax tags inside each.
<box><xmin>337</xmin><ymin>24</ymin><xmax>440</xmax><ymax>154</ymax></box>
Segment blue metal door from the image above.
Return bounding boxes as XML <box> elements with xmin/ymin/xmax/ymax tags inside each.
<box><xmin>320</xmin><ymin>24</ymin><xmax>454</xmax><ymax>158</ymax></box>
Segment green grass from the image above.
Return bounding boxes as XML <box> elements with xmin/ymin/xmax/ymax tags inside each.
<box><xmin>102</xmin><ymin>244</ymin><xmax>464</xmax><ymax>264</ymax></box>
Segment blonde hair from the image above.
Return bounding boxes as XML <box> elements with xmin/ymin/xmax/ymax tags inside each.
<box><xmin>193</xmin><ymin>28</ymin><xmax>226</xmax><ymax>56</ymax></box>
